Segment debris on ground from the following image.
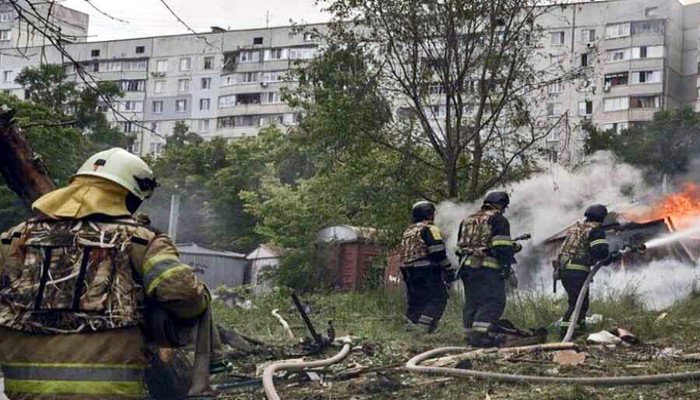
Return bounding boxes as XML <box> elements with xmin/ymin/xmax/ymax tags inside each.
<box><xmin>655</xmin><ymin>347</ymin><xmax>683</xmax><ymax>359</ymax></box>
<box><xmin>587</xmin><ymin>330</ymin><xmax>622</xmax><ymax>345</ymax></box>
<box><xmin>585</xmin><ymin>314</ymin><xmax>604</xmax><ymax>325</ymax></box>
<box><xmin>552</xmin><ymin>350</ymin><xmax>587</xmax><ymax>366</ymax></box>
<box><xmin>214</xmin><ymin>287</ymin><xmax>257</xmax><ymax>310</ymax></box>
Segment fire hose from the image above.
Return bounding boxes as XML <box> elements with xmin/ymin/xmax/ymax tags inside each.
<box><xmin>262</xmin><ymin>343</ymin><xmax>352</xmax><ymax>400</ymax></box>
<box><xmin>406</xmin><ymin>244</ymin><xmax>700</xmax><ymax>386</ymax></box>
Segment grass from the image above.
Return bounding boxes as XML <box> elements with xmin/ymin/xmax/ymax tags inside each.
<box><xmin>213</xmin><ymin>285</ymin><xmax>700</xmax><ymax>399</ymax></box>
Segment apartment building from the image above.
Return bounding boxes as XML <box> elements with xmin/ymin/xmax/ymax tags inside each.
<box><xmin>0</xmin><ymin>0</ymin><xmax>697</xmax><ymax>161</ymax></box>
<box><xmin>537</xmin><ymin>0</ymin><xmax>700</xmax><ymax>162</ymax></box>
<box><xmin>0</xmin><ymin>0</ymin><xmax>88</xmax><ymax>50</ymax></box>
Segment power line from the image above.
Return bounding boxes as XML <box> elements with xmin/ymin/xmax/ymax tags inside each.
<box><xmin>156</xmin><ymin>0</ymin><xmax>218</xmax><ymax>50</ymax></box>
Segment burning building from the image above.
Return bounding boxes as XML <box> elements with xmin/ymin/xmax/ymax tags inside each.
<box><xmin>539</xmin><ymin>184</ymin><xmax>700</xmax><ymax>269</ymax></box>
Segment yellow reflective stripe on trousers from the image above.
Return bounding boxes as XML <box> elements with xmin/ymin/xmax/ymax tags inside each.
<box><xmin>565</xmin><ymin>263</ymin><xmax>590</xmax><ymax>272</ymax></box>
<box><xmin>464</xmin><ymin>257</ymin><xmax>500</xmax><ymax>269</ymax></box>
<box><xmin>590</xmin><ymin>239</ymin><xmax>608</xmax><ymax>247</ymax></box>
<box><xmin>5</xmin><ymin>380</ymin><xmax>144</xmax><ymax>397</ymax></box>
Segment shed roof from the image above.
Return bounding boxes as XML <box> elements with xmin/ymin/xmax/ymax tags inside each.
<box><xmin>317</xmin><ymin>225</ymin><xmax>379</xmax><ymax>243</ymax></box>
<box><xmin>246</xmin><ymin>244</ymin><xmax>284</xmax><ymax>260</ymax></box>
<box><xmin>177</xmin><ymin>243</ymin><xmax>246</xmax><ymax>258</ymax></box>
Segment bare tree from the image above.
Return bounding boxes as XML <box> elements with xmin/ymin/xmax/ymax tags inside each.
<box><xmin>316</xmin><ymin>0</ymin><xmax>585</xmax><ymax>200</ymax></box>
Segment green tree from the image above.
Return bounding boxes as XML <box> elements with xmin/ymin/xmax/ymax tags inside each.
<box><xmin>584</xmin><ymin>107</ymin><xmax>700</xmax><ymax>182</ymax></box>
<box><xmin>166</xmin><ymin>121</ymin><xmax>204</xmax><ymax>148</ymax></box>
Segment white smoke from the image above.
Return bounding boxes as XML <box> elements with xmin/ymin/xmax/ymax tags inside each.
<box><xmin>434</xmin><ymin>152</ymin><xmax>699</xmax><ymax>309</ymax></box>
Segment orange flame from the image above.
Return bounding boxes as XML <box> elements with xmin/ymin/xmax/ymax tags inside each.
<box><xmin>626</xmin><ymin>183</ymin><xmax>700</xmax><ymax>228</ymax></box>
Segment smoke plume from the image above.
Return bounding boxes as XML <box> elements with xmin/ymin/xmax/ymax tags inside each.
<box><xmin>434</xmin><ymin>152</ymin><xmax>699</xmax><ymax>309</ymax></box>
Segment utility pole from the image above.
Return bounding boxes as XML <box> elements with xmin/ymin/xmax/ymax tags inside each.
<box><xmin>167</xmin><ymin>194</ymin><xmax>180</xmax><ymax>242</ymax></box>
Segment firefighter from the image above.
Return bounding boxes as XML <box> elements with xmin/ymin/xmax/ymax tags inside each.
<box><xmin>399</xmin><ymin>201</ymin><xmax>455</xmax><ymax>333</ymax></box>
<box><xmin>0</xmin><ymin>148</ymin><xmax>210</xmax><ymax>399</ymax></box>
<box><xmin>555</xmin><ymin>204</ymin><xmax>621</xmax><ymax>339</ymax></box>
<box><xmin>457</xmin><ymin>191</ymin><xmax>522</xmax><ymax>348</ymax></box>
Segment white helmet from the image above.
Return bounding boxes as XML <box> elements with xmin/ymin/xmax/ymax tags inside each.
<box><xmin>73</xmin><ymin>148</ymin><xmax>157</xmax><ymax>200</ymax></box>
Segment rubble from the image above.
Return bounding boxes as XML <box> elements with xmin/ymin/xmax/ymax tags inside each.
<box><xmin>552</xmin><ymin>350</ymin><xmax>587</xmax><ymax>366</ymax></box>
<box><xmin>587</xmin><ymin>331</ymin><xmax>622</xmax><ymax>345</ymax></box>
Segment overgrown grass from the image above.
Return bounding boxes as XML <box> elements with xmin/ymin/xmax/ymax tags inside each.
<box><xmin>215</xmin><ymin>286</ymin><xmax>700</xmax><ymax>399</ymax></box>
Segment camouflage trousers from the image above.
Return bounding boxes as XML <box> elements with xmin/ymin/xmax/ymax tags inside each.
<box><xmin>0</xmin><ymin>327</ymin><xmax>148</xmax><ymax>400</ymax></box>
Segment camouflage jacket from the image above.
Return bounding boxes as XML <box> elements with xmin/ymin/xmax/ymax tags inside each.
<box><xmin>556</xmin><ymin>221</ymin><xmax>608</xmax><ymax>269</ymax></box>
<box><xmin>0</xmin><ymin>217</ymin><xmax>208</xmax><ymax>334</ymax></box>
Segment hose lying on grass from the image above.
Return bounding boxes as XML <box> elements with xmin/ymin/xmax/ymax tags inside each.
<box><xmin>407</xmin><ymin>260</ymin><xmax>700</xmax><ymax>386</ymax></box>
<box><xmin>263</xmin><ymin>343</ymin><xmax>352</xmax><ymax>400</ymax></box>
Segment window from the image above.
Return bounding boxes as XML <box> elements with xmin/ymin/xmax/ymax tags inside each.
<box><xmin>135</xmin><ymin>46</ymin><xmax>145</xmax><ymax>54</ymax></box>
<box><xmin>549</xmin><ymin>53</ymin><xmax>564</xmax><ymax>65</ymax></box>
<box><xmin>175</xmin><ymin>99</ymin><xmax>187</xmax><ymax>112</ymax></box>
<box><xmin>606</xmin><ymin>48</ymin><xmax>630</xmax><ymax>62</ymax></box>
<box><xmin>199</xmin><ymin>98</ymin><xmax>211</xmax><ymax>111</ymax></box>
<box><xmin>154</xmin><ymin>80</ymin><xmax>165</xmax><ymax>94</ymax></box>
<box><xmin>0</xmin><ymin>11</ymin><xmax>13</xmax><ymax>22</ymax></box>
<box><xmin>259</xmin><ymin>114</ymin><xmax>284</xmax><ymax>127</ymax></box>
<box><xmin>263</xmin><ymin>71</ymin><xmax>285</xmax><ymax>82</ymax></box>
<box><xmin>602</xmin><ymin>122</ymin><xmax>629</xmax><ymax>133</ymax></box>
<box><xmin>265</xmin><ymin>48</ymin><xmax>286</xmax><ymax>60</ymax></box>
<box><xmin>630</xmin><ymin>95</ymin><xmax>660</xmax><ymax>109</ymax></box>
<box><xmin>204</xmin><ymin>56</ymin><xmax>214</xmax><ymax>70</ymax></box>
<box><xmin>631</xmin><ymin>20</ymin><xmax>664</xmax><ymax>35</ymax></box>
<box><xmin>548</xmin><ymin>82</ymin><xmax>563</xmax><ymax>94</ymax></box>
<box><xmin>631</xmin><ymin>70</ymin><xmax>662</xmax><ymax>84</ymax></box>
<box><xmin>581</xmin><ymin>29</ymin><xmax>596</xmax><ymax>43</ymax></box>
<box><xmin>149</xmin><ymin>142</ymin><xmax>164</xmax><ymax>155</ymax></box>
<box><xmin>0</xmin><ymin>29</ymin><xmax>9</xmax><ymax>41</ymax></box>
<box><xmin>289</xmin><ymin>47</ymin><xmax>316</xmax><ymax>60</ymax></box>
<box><xmin>123</xmin><ymin>60</ymin><xmax>147</xmax><ymax>71</ymax></box>
<box><xmin>178</xmin><ymin>79</ymin><xmax>190</xmax><ymax>93</ymax></box>
<box><xmin>222</xmin><ymin>75</ymin><xmax>235</xmax><ymax>86</ymax></box>
<box><xmin>91</xmin><ymin>49</ymin><xmax>101</xmax><ymax>57</ymax></box>
<box><xmin>253</xmin><ymin>37</ymin><xmax>263</xmax><ymax>45</ymax></box>
<box><xmin>580</xmin><ymin>53</ymin><xmax>589</xmax><ymax>67</ymax></box>
<box><xmin>603</xmin><ymin>97</ymin><xmax>629</xmax><ymax>112</ymax></box>
<box><xmin>551</xmin><ymin>31</ymin><xmax>565</xmax><ymax>45</ymax></box>
<box><xmin>241</xmin><ymin>72</ymin><xmax>258</xmax><ymax>83</ymax></box>
<box><xmin>303</xmin><ymin>32</ymin><xmax>317</xmax><ymax>42</ymax></box>
<box><xmin>121</xmin><ymin>80</ymin><xmax>145</xmax><ymax>92</ymax></box>
<box><xmin>219</xmin><ymin>95</ymin><xmax>236</xmax><ymax>108</ymax></box>
<box><xmin>578</xmin><ymin>100</ymin><xmax>593</xmax><ymax>116</ymax></box>
<box><xmin>632</xmin><ymin>45</ymin><xmax>663</xmax><ymax>59</ymax></box>
<box><xmin>121</xmin><ymin>101</ymin><xmax>143</xmax><ymax>112</ymax></box>
<box><xmin>236</xmin><ymin>93</ymin><xmax>261</xmax><ymax>105</ymax></box>
<box><xmin>239</xmin><ymin>51</ymin><xmax>260</xmax><ymax>63</ymax></box>
<box><xmin>121</xmin><ymin>121</ymin><xmax>140</xmax><ymax>133</ymax></box>
<box><xmin>156</xmin><ymin>60</ymin><xmax>168</xmax><ymax>72</ymax></box>
<box><xmin>201</xmin><ymin>78</ymin><xmax>211</xmax><ymax>89</ymax></box>
<box><xmin>198</xmin><ymin>119</ymin><xmax>210</xmax><ymax>131</ymax></box>
<box><xmin>217</xmin><ymin>116</ymin><xmax>235</xmax><ymax>129</ymax></box>
<box><xmin>604</xmin><ymin>72</ymin><xmax>629</xmax><ymax>87</ymax></box>
<box><xmin>606</xmin><ymin>23</ymin><xmax>630</xmax><ymax>39</ymax></box>
<box><xmin>235</xmin><ymin>115</ymin><xmax>257</xmax><ymax>126</ymax></box>
<box><xmin>179</xmin><ymin>57</ymin><xmax>191</xmax><ymax>71</ymax></box>
<box><xmin>546</xmin><ymin>103</ymin><xmax>562</xmax><ymax>117</ymax></box>
<box><xmin>2</xmin><ymin>70</ymin><xmax>11</xmax><ymax>83</ymax></box>
<box><xmin>152</xmin><ymin>101</ymin><xmax>163</xmax><ymax>114</ymax></box>
<box><xmin>261</xmin><ymin>92</ymin><xmax>282</xmax><ymax>104</ymax></box>
<box><xmin>149</xmin><ymin>122</ymin><xmax>160</xmax><ymax>133</ymax></box>
<box><xmin>97</xmin><ymin>62</ymin><xmax>121</xmax><ymax>72</ymax></box>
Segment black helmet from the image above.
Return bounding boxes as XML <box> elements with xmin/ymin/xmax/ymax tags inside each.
<box><xmin>584</xmin><ymin>204</ymin><xmax>608</xmax><ymax>223</ymax></box>
<box><xmin>484</xmin><ymin>191</ymin><xmax>510</xmax><ymax>210</ymax></box>
<box><xmin>412</xmin><ymin>201</ymin><xmax>436</xmax><ymax>222</ymax></box>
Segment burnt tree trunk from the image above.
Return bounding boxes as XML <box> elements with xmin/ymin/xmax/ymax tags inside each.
<box><xmin>0</xmin><ymin>109</ymin><xmax>56</xmax><ymax>207</ymax></box>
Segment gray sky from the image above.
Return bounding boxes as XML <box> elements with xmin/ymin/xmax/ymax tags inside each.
<box><xmin>61</xmin><ymin>0</ymin><xmax>331</xmax><ymax>41</ymax></box>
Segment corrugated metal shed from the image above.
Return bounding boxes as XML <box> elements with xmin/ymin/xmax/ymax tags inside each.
<box><xmin>177</xmin><ymin>243</ymin><xmax>248</xmax><ymax>289</ymax></box>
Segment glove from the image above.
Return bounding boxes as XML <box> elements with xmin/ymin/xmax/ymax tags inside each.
<box><xmin>443</xmin><ymin>267</ymin><xmax>459</xmax><ymax>283</ymax></box>
<box><xmin>602</xmin><ymin>250</ymin><xmax>622</xmax><ymax>266</ymax></box>
<box><xmin>512</xmin><ymin>242</ymin><xmax>523</xmax><ymax>253</ymax></box>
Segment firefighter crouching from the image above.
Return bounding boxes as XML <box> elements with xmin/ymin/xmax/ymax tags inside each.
<box><xmin>457</xmin><ymin>192</ymin><xmax>522</xmax><ymax>348</ymax></box>
<box><xmin>554</xmin><ymin>204</ymin><xmax>621</xmax><ymax>339</ymax></box>
<box><xmin>0</xmin><ymin>148</ymin><xmax>210</xmax><ymax>400</ymax></box>
<box><xmin>399</xmin><ymin>201</ymin><xmax>456</xmax><ymax>334</ymax></box>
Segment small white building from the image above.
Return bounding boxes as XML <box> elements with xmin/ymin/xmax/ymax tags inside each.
<box><xmin>246</xmin><ymin>244</ymin><xmax>282</xmax><ymax>295</ymax></box>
